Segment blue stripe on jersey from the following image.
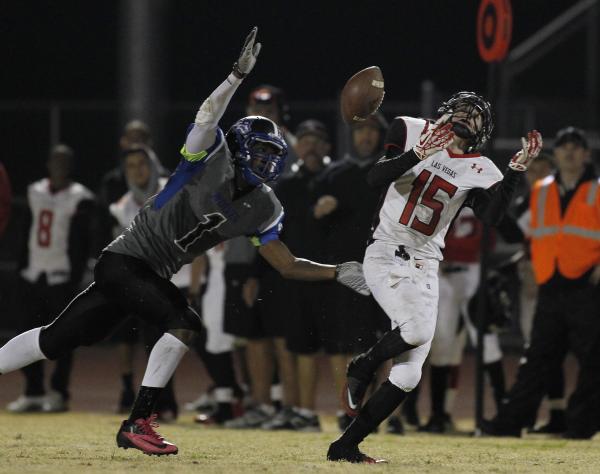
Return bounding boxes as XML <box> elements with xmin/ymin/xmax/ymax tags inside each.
<box><xmin>250</xmin><ymin>212</ymin><xmax>284</xmax><ymax>246</ymax></box>
<box><xmin>153</xmin><ymin>128</ymin><xmax>224</xmax><ymax>210</ymax></box>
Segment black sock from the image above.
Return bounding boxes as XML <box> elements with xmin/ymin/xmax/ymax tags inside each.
<box><xmin>23</xmin><ymin>361</ymin><xmax>45</xmax><ymax>397</ymax></box>
<box><xmin>484</xmin><ymin>361</ymin><xmax>505</xmax><ymax>409</ymax></box>
<box><xmin>129</xmin><ymin>386</ymin><xmax>162</xmax><ymax>422</ymax></box>
<box><xmin>122</xmin><ymin>373</ymin><xmax>134</xmax><ymax>392</ymax></box>
<box><xmin>430</xmin><ymin>365</ymin><xmax>449</xmax><ymax>417</ymax></box>
<box><xmin>155</xmin><ymin>378</ymin><xmax>177</xmax><ymax>413</ymax></box>
<box><xmin>339</xmin><ymin>381</ymin><xmax>408</xmax><ymax>446</ymax></box>
<box><xmin>357</xmin><ymin>328</ymin><xmax>416</xmax><ymax>375</ymax></box>
<box><xmin>547</xmin><ymin>366</ymin><xmax>565</xmax><ymax>400</ymax></box>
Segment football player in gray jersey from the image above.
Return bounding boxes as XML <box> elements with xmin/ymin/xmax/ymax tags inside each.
<box><xmin>0</xmin><ymin>28</ymin><xmax>369</xmax><ymax>456</ymax></box>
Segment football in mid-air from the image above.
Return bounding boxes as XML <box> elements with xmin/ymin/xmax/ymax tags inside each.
<box><xmin>340</xmin><ymin>66</ymin><xmax>385</xmax><ymax>124</ymax></box>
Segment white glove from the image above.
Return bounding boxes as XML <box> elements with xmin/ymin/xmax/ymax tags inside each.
<box><xmin>508</xmin><ymin>130</ymin><xmax>543</xmax><ymax>172</ymax></box>
<box><xmin>232</xmin><ymin>27</ymin><xmax>262</xmax><ymax>79</ymax></box>
<box><xmin>335</xmin><ymin>262</ymin><xmax>371</xmax><ymax>296</ymax></box>
<box><xmin>413</xmin><ymin>115</ymin><xmax>455</xmax><ymax>160</ymax></box>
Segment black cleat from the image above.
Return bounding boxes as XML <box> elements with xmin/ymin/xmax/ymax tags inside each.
<box><xmin>419</xmin><ymin>413</ymin><xmax>454</xmax><ymax>434</ymax></box>
<box><xmin>479</xmin><ymin>418</ymin><xmax>521</xmax><ymax>437</ymax></box>
<box><xmin>327</xmin><ymin>440</ymin><xmax>387</xmax><ymax>464</ymax></box>
<box><xmin>342</xmin><ymin>356</ymin><xmax>375</xmax><ymax>417</ymax></box>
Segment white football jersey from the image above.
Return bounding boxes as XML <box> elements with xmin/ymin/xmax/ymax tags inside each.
<box><xmin>21</xmin><ymin>178</ymin><xmax>94</xmax><ymax>284</ymax></box>
<box><xmin>372</xmin><ymin>116</ymin><xmax>503</xmax><ymax>260</ymax></box>
<box><xmin>109</xmin><ymin>177</ymin><xmax>192</xmax><ymax>289</ymax></box>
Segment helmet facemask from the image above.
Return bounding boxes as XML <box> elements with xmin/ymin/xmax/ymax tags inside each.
<box><xmin>437</xmin><ymin>92</ymin><xmax>493</xmax><ymax>153</ymax></box>
<box><xmin>226</xmin><ymin>116</ymin><xmax>288</xmax><ymax>186</ymax></box>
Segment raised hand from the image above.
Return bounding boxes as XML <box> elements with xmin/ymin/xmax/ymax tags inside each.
<box><xmin>509</xmin><ymin>130</ymin><xmax>543</xmax><ymax>172</ymax></box>
<box><xmin>232</xmin><ymin>27</ymin><xmax>262</xmax><ymax>79</ymax></box>
<box><xmin>413</xmin><ymin>116</ymin><xmax>455</xmax><ymax>160</ymax></box>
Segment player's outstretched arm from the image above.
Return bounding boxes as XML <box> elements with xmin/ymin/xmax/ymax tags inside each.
<box><xmin>467</xmin><ymin>130</ymin><xmax>543</xmax><ymax>226</ymax></box>
<box><xmin>367</xmin><ymin>116</ymin><xmax>455</xmax><ymax>187</ymax></box>
<box><xmin>184</xmin><ymin>27</ymin><xmax>261</xmax><ymax>155</ymax></box>
<box><xmin>258</xmin><ymin>239</ymin><xmax>370</xmax><ymax>295</ymax></box>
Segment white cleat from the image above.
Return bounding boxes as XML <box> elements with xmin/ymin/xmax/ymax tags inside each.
<box><xmin>6</xmin><ymin>395</ymin><xmax>47</xmax><ymax>413</ymax></box>
<box><xmin>42</xmin><ymin>391</ymin><xmax>69</xmax><ymax>412</ymax></box>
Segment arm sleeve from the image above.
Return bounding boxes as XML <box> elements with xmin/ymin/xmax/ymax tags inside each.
<box><xmin>249</xmin><ymin>211</ymin><xmax>284</xmax><ymax>247</ymax></box>
<box><xmin>465</xmin><ymin>168</ymin><xmax>522</xmax><ymax>226</ymax></box>
<box><xmin>0</xmin><ymin>163</ymin><xmax>12</xmax><ymax>237</ymax></box>
<box><xmin>183</xmin><ymin>73</ymin><xmax>243</xmax><ymax>157</ymax></box>
<box><xmin>367</xmin><ymin>118</ymin><xmax>420</xmax><ymax>187</ymax></box>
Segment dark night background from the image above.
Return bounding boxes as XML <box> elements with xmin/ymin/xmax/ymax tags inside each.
<box><xmin>0</xmin><ymin>0</ymin><xmax>594</xmax><ymax>194</ymax></box>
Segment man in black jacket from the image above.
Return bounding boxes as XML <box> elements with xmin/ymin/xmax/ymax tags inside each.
<box><xmin>313</xmin><ymin>113</ymin><xmax>391</xmax><ymax>431</ymax></box>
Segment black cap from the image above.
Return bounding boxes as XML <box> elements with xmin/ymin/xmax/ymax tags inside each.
<box><xmin>296</xmin><ymin>119</ymin><xmax>330</xmax><ymax>142</ymax></box>
<box><xmin>555</xmin><ymin>126</ymin><xmax>588</xmax><ymax>149</ymax></box>
<box><xmin>249</xmin><ymin>85</ymin><xmax>283</xmax><ymax>105</ymax></box>
<box><xmin>351</xmin><ymin>111</ymin><xmax>388</xmax><ymax>132</ymax></box>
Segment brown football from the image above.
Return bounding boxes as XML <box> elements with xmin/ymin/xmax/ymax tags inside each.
<box><xmin>340</xmin><ymin>66</ymin><xmax>385</xmax><ymax>124</ymax></box>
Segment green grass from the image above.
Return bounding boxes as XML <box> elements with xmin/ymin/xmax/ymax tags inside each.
<box><xmin>0</xmin><ymin>413</ymin><xmax>599</xmax><ymax>473</ymax></box>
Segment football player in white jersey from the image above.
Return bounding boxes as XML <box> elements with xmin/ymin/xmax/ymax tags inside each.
<box><xmin>9</xmin><ymin>144</ymin><xmax>94</xmax><ymax>413</ymax></box>
<box><xmin>421</xmin><ymin>207</ymin><xmax>504</xmax><ymax>433</ymax></box>
<box><xmin>328</xmin><ymin>91</ymin><xmax>542</xmax><ymax>463</ymax></box>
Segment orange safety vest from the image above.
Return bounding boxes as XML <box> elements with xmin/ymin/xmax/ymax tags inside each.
<box><xmin>530</xmin><ymin>174</ymin><xmax>600</xmax><ymax>284</ymax></box>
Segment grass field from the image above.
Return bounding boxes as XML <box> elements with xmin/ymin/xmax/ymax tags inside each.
<box><xmin>1</xmin><ymin>413</ymin><xmax>599</xmax><ymax>473</ymax></box>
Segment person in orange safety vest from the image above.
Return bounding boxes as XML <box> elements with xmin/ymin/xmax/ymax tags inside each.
<box><xmin>482</xmin><ymin>126</ymin><xmax>600</xmax><ymax>439</ymax></box>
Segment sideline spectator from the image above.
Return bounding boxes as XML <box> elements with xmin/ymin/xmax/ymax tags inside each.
<box><xmin>261</xmin><ymin>119</ymin><xmax>331</xmax><ymax>431</ymax></box>
<box><xmin>247</xmin><ymin>85</ymin><xmax>298</xmax><ymax>174</ymax></box>
<box><xmin>422</xmin><ymin>207</ymin><xmax>505</xmax><ymax>433</ymax></box>
<box><xmin>312</xmin><ymin>113</ymin><xmax>390</xmax><ymax>431</ymax></box>
<box><xmin>8</xmin><ymin>144</ymin><xmax>94</xmax><ymax>412</ymax></box>
<box><xmin>483</xmin><ymin>127</ymin><xmax>600</xmax><ymax>439</ymax></box>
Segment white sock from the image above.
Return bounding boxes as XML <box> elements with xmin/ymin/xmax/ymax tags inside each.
<box><xmin>270</xmin><ymin>383</ymin><xmax>283</xmax><ymax>402</ymax></box>
<box><xmin>214</xmin><ymin>387</ymin><xmax>233</xmax><ymax>403</ymax></box>
<box><xmin>141</xmin><ymin>333</ymin><xmax>189</xmax><ymax>387</ymax></box>
<box><xmin>0</xmin><ymin>327</ymin><xmax>46</xmax><ymax>374</ymax></box>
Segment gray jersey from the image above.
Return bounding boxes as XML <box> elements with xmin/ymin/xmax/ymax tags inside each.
<box><xmin>106</xmin><ymin>128</ymin><xmax>284</xmax><ymax>279</ymax></box>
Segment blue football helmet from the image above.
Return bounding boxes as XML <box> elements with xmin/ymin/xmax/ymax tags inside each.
<box><xmin>226</xmin><ymin>116</ymin><xmax>288</xmax><ymax>186</ymax></box>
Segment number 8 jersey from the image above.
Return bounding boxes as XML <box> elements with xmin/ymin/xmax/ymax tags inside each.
<box><xmin>370</xmin><ymin>116</ymin><xmax>503</xmax><ymax>260</ymax></box>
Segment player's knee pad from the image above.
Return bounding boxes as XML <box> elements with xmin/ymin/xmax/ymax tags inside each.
<box><xmin>388</xmin><ymin>363</ymin><xmax>422</xmax><ymax>392</ymax></box>
<box><xmin>401</xmin><ymin>324</ymin><xmax>434</xmax><ymax>348</ymax></box>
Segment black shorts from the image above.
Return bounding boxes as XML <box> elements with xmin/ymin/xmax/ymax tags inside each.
<box><xmin>39</xmin><ymin>251</ymin><xmax>201</xmax><ymax>359</ymax></box>
<box><xmin>285</xmin><ymin>281</ymin><xmax>388</xmax><ymax>355</ymax></box>
<box><xmin>284</xmin><ymin>281</ymin><xmax>331</xmax><ymax>354</ymax></box>
<box><xmin>223</xmin><ymin>264</ymin><xmax>258</xmax><ymax>338</ymax></box>
<box><xmin>224</xmin><ymin>264</ymin><xmax>290</xmax><ymax>340</ymax></box>
<box><xmin>251</xmin><ymin>268</ymin><xmax>290</xmax><ymax>339</ymax></box>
